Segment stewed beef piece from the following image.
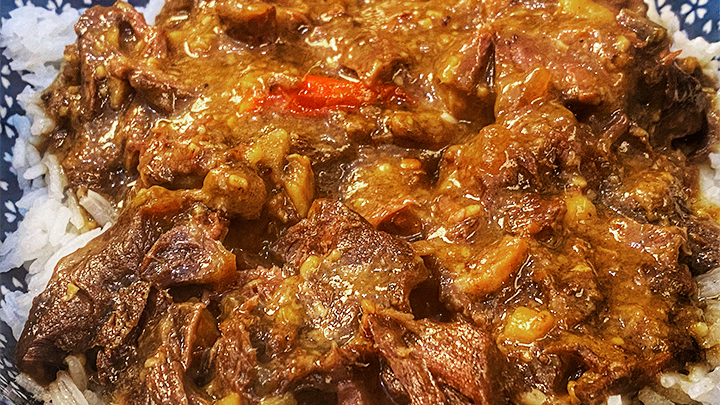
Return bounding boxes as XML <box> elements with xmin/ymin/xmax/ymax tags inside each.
<box><xmin>15</xmin><ymin>187</ymin><xmax>234</xmax><ymax>385</ymax></box>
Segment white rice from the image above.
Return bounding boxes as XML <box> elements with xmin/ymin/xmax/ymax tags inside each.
<box><xmin>0</xmin><ymin>0</ymin><xmax>718</xmax><ymax>404</ymax></box>
<box><xmin>645</xmin><ymin>0</ymin><xmax>720</xmax><ymax>82</ymax></box>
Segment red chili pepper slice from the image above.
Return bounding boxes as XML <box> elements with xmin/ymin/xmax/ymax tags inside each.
<box><xmin>262</xmin><ymin>75</ymin><xmax>411</xmax><ymax>115</ymax></box>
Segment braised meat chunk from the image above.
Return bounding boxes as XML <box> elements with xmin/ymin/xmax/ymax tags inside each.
<box><xmin>272</xmin><ymin>199</ymin><xmax>427</xmax><ymax>323</ymax></box>
<box><xmin>16</xmin><ymin>187</ymin><xmax>233</xmax><ymax>385</ymax></box>
<box><xmin>365</xmin><ymin>309</ymin><xmax>501</xmax><ymax>405</ymax></box>
<box><xmin>204</xmin><ymin>199</ymin><xmax>427</xmax><ymax>401</ymax></box>
<box><xmin>15</xmin><ymin>0</ymin><xmax>720</xmax><ymax>403</ymax></box>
